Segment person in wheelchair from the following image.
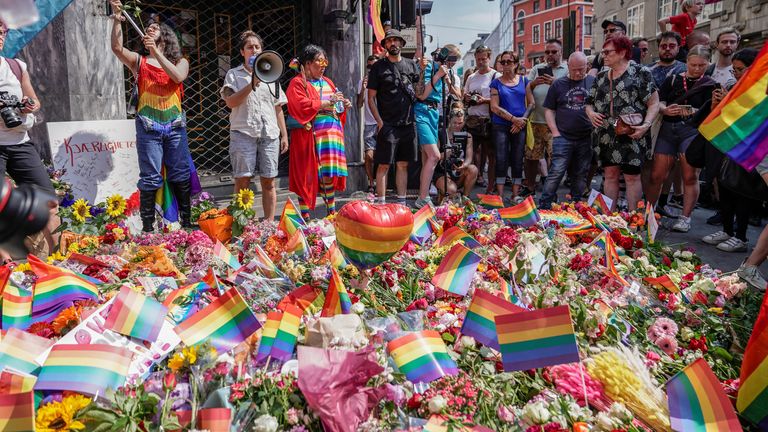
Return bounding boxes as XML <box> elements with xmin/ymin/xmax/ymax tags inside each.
<box><xmin>433</xmin><ymin>103</ymin><xmax>478</xmax><ymax>202</ymax></box>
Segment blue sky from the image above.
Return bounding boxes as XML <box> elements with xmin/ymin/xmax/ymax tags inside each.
<box><xmin>422</xmin><ymin>0</ymin><xmax>501</xmax><ymax>55</ymax></box>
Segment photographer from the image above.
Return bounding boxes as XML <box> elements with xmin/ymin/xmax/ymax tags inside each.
<box><xmin>434</xmin><ymin>103</ymin><xmax>478</xmax><ymax>201</ymax></box>
<box><xmin>464</xmin><ymin>46</ymin><xmax>498</xmax><ymax>193</ymax></box>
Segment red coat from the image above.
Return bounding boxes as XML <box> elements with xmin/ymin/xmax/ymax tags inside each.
<box><xmin>286</xmin><ymin>74</ymin><xmax>347</xmax><ymax>210</ymax></box>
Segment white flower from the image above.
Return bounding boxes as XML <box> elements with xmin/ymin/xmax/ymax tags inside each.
<box><xmin>594</xmin><ymin>412</ymin><xmax>617</xmax><ymax>431</ymax></box>
<box><xmin>459</xmin><ymin>335</ymin><xmax>476</xmax><ymax>348</ymax></box>
<box><xmin>521</xmin><ymin>401</ymin><xmax>550</xmax><ymax>425</ymax></box>
<box><xmin>428</xmin><ymin>395</ymin><xmax>447</xmax><ymax>413</ymax></box>
<box><xmin>608</xmin><ymin>402</ymin><xmax>633</xmax><ymax>423</ymax></box>
<box><xmin>253</xmin><ymin>414</ymin><xmax>279</xmax><ymax>432</ymax></box>
<box><xmin>351</xmin><ymin>302</ymin><xmax>365</xmax><ymax>314</ymax></box>
<box><xmin>681</xmin><ymin>251</ymin><xmax>693</xmax><ymax>259</ymax></box>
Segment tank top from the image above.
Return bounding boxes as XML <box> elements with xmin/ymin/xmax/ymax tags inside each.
<box><xmin>137</xmin><ymin>56</ymin><xmax>184</xmax><ymax>132</ymax></box>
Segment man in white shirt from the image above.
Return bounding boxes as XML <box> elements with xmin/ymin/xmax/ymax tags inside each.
<box><xmin>463</xmin><ymin>46</ymin><xmax>498</xmax><ymax>191</ymax></box>
<box><xmin>358</xmin><ymin>55</ymin><xmax>378</xmax><ymax>193</ymax></box>
<box><xmin>708</xmin><ymin>28</ymin><xmax>739</xmax><ymax>88</ymax></box>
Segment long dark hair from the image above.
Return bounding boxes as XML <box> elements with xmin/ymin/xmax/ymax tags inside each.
<box><xmin>157</xmin><ymin>23</ymin><xmax>183</xmax><ymax>65</ymax></box>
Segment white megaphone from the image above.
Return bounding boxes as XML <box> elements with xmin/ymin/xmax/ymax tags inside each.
<box><xmin>249</xmin><ymin>50</ymin><xmax>284</xmax><ymax>83</ymax></box>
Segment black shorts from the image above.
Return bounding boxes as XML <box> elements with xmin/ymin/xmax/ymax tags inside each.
<box><xmin>601</xmin><ymin>162</ymin><xmax>642</xmax><ymax>175</ymax></box>
<box><xmin>0</xmin><ymin>142</ymin><xmax>55</xmax><ymax>195</ymax></box>
<box><xmin>373</xmin><ymin>123</ymin><xmax>417</xmax><ymax>165</ymax></box>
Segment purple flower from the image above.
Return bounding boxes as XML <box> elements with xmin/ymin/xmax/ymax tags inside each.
<box><xmin>60</xmin><ymin>193</ymin><xmax>75</xmax><ymax>208</ymax></box>
<box><xmin>90</xmin><ymin>206</ymin><xmax>105</xmax><ymax>216</ymax></box>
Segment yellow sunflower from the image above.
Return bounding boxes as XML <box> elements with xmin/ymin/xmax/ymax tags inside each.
<box><xmin>71</xmin><ymin>199</ymin><xmax>91</xmax><ymax>224</ymax></box>
<box><xmin>105</xmin><ymin>194</ymin><xmax>127</xmax><ymax>218</ymax></box>
<box><xmin>236</xmin><ymin>188</ymin><xmax>255</xmax><ymax>210</ymax></box>
<box><xmin>35</xmin><ymin>394</ymin><xmax>91</xmax><ymax>432</ymax></box>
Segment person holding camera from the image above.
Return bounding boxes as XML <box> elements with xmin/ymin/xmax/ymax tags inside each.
<box><xmin>464</xmin><ymin>46</ymin><xmax>498</xmax><ymax>193</ymax></box>
<box><xmin>433</xmin><ymin>103</ymin><xmax>478</xmax><ymax>201</ymax></box>
<box><xmin>221</xmin><ymin>31</ymin><xmax>288</xmax><ymax>222</ymax></box>
<box><xmin>110</xmin><ymin>0</ymin><xmax>194</xmax><ymax>231</ymax></box>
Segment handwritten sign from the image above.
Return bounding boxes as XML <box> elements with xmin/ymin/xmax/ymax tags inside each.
<box><xmin>47</xmin><ymin>120</ymin><xmax>140</xmax><ymax>203</ymax></box>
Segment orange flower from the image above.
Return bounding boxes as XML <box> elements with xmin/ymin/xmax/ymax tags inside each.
<box><xmin>51</xmin><ymin>306</ymin><xmax>81</xmax><ymax>335</ymax></box>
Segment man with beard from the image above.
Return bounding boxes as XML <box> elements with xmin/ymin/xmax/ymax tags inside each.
<box><xmin>367</xmin><ymin>29</ymin><xmax>420</xmax><ymax>205</ymax></box>
<box><xmin>647</xmin><ymin>32</ymin><xmax>687</xmax><ymax>89</ymax></box>
<box><xmin>706</xmin><ymin>28</ymin><xmax>739</xmax><ymax>88</ymax></box>
<box><xmin>588</xmin><ymin>19</ymin><xmax>626</xmax><ymax>76</ymax></box>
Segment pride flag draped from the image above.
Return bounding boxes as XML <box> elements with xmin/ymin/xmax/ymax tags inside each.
<box><xmin>737</xmin><ymin>291</ymin><xmax>768</xmax><ymax>428</ymax></box>
<box><xmin>0</xmin><ymin>391</ymin><xmax>34</xmax><ymax>432</ymax></box>
<box><xmin>699</xmin><ymin>41</ymin><xmax>768</xmax><ymax>171</ymax></box>
<box><xmin>434</xmin><ymin>226</ymin><xmax>481</xmax><ymax>249</ymax></box>
<box><xmin>0</xmin><ymin>328</ymin><xmax>54</xmax><ymax>375</ymax></box>
<box><xmin>155</xmin><ymin>158</ymin><xmax>202</xmax><ymax>223</ymax></box>
<box><xmin>1</xmin><ymin>282</ymin><xmax>32</xmax><ymax>330</ymax></box>
<box><xmin>35</xmin><ymin>344</ymin><xmax>133</xmax><ymax>395</ymax></box>
<box><xmin>411</xmin><ymin>205</ymin><xmax>438</xmax><ymax>245</ymax></box>
<box><xmin>430</xmin><ymin>243</ymin><xmax>482</xmax><ymax>296</ymax></box>
<box><xmin>667</xmin><ymin>358</ymin><xmax>743</xmax><ymax>431</ymax></box>
<box><xmin>278</xmin><ymin>199</ymin><xmax>306</xmax><ymax>236</ymax></box>
<box><xmin>495</xmin><ymin>305</ymin><xmax>580</xmax><ymax>371</ymax></box>
<box><xmin>643</xmin><ymin>275</ymin><xmax>680</xmax><ymax>293</ymax></box>
<box><xmin>321</xmin><ymin>268</ymin><xmax>352</xmax><ymax>317</ymax></box>
<box><xmin>32</xmin><ymin>273</ymin><xmax>99</xmax><ymax>322</ymax></box>
<box><xmin>461</xmin><ymin>290</ymin><xmax>524</xmax><ymax>350</ymax></box>
<box><xmin>105</xmin><ymin>285</ymin><xmax>168</xmax><ymax>342</ymax></box>
<box><xmin>285</xmin><ymin>229</ymin><xmax>310</xmax><ymax>258</ymax></box>
<box><xmin>367</xmin><ymin>0</ymin><xmax>385</xmax><ymax>42</ymax></box>
<box><xmin>498</xmin><ymin>196</ymin><xmax>540</xmax><ymax>227</ymax></box>
<box><xmin>173</xmin><ymin>287</ymin><xmax>261</xmax><ymax>353</ymax></box>
<box><xmin>387</xmin><ymin>330</ymin><xmax>459</xmax><ymax>383</ymax></box>
<box><xmin>477</xmin><ymin>194</ymin><xmax>504</xmax><ymax>209</ymax></box>
<box><xmin>213</xmin><ymin>241</ymin><xmax>241</xmax><ymax>270</ymax></box>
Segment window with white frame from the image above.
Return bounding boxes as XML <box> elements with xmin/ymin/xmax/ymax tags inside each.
<box><xmin>517</xmin><ymin>10</ymin><xmax>525</xmax><ymax>35</ymax></box>
<box><xmin>627</xmin><ymin>4</ymin><xmax>644</xmax><ymax>38</ymax></box>
<box><xmin>554</xmin><ymin>19</ymin><xmax>562</xmax><ymax>39</ymax></box>
<box><xmin>699</xmin><ymin>1</ymin><xmax>723</xmax><ymax>22</ymax></box>
<box><xmin>584</xmin><ymin>15</ymin><xmax>593</xmax><ymax>35</ymax></box>
<box><xmin>544</xmin><ymin>21</ymin><xmax>552</xmax><ymax>40</ymax></box>
<box><xmin>658</xmin><ymin>0</ymin><xmax>679</xmax><ymax>20</ymax></box>
<box><xmin>533</xmin><ymin>24</ymin><xmax>540</xmax><ymax>44</ymax></box>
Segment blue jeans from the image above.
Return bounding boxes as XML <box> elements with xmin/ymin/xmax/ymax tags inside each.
<box><xmin>135</xmin><ymin>119</ymin><xmax>191</xmax><ymax>191</ymax></box>
<box><xmin>492</xmin><ymin>123</ymin><xmax>525</xmax><ymax>184</ymax></box>
<box><xmin>539</xmin><ymin>135</ymin><xmax>593</xmax><ymax>209</ymax></box>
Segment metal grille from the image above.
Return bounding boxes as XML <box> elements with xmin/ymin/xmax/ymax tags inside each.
<box><xmin>120</xmin><ymin>0</ymin><xmax>311</xmax><ymax>183</ymax></box>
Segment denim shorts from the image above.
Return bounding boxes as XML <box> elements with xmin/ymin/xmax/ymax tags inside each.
<box><xmin>655</xmin><ymin>120</ymin><xmax>698</xmax><ymax>156</ymax></box>
<box><xmin>229</xmin><ymin>130</ymin><xmax>279</xmax><ymax>179</ymax></box>
<box><xmin>363</xmin><ymin>124</ymin><xmax>377</xmax><ymax>151</ymax></box>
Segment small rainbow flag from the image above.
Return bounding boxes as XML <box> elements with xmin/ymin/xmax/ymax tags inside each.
<box><xmin>326</xmin><ymin>241</ymin><xmax>349</xmax><ymax>269</ymax></box>
<box><xmin>278</xmin><ymin>284</ymin><xmax>323</xmax><ymax>313</ymax></box>
<box><xmin>387</xmin><ymin>330</ymin><xmax>459</xmax><ymax>383</ymax></box>
<box><xmin>0</xmin><ymin>391</ymin><xmax>34</xmax><ymax>432</ymax></box>
<box><xmin>477</xmin><ymin>194</ymin><xmax>504</xmax><ymax>209</ymax></box>
<box><xmin>592</xmin><ymin>193</ymin><xmax>611</xmax><ymax>214</ymax></box>
<box><xmin>643</xmin><ymin>275</ymin><xmax>680</xmax><ymax>293</ymax></box>
<box><xmin>163</xmin><ymin>282</ymin><xmax>207</xmax><ymax>325</ymax></box>
<box><xmin>367</xmin><ymin>0</ymin><xmax>385</xmax><ymax>42</ymax></box>
<box><xmin>278</xmin><ymin>199</ymin><xmax>306</xmax><ymax>236</ymax></box>
<box><xmin>430</xmin><ymin>243</ymin><xmax>481</xmax><ymax>296</ymax></box>
<box><xmin>498</xmin><ymin>196</ymin><xmax>540</xmax><ymax>227</ymax></box>
<box><xmin>198</xmin><ymin>407</ymin><xmax>231</xmax><ymax>432</ymax></box>
<box><xmin>604</xmin><ymin>235</ymin><xmax>629</xmax><ymax>286</ymax></box>
<box><xmin>202</xmin><ymin>268</ymin><xmax>225</xmax><ymax>294</ymax></box>
<box><xmin>461</xmin><ymin>290</ymin><xmax>524</xmax><ymax>350</ymax></box>
<box><xmin>495</xmin><ymin>305</ymin><xmax>580</xmax><ymax>371</ymax></box>
<box><xmin>411</xmin><ymin>205</ymin><xmax>438</xmax><ymax>245</ymax></box>
<box><xmin>174</xmin><ymin>287</ymin><xmax>261</xmax><ymax>353</ymax></box>
<box><xmin>213</xmin><ymin>241</ymin><xmax>241</xmax><ymax>270</ymax></box>
<box><xmin>35</xmin><ymin>344</ymin><xmax>133</xmax><ymax>395</ymax></box>
<box><xmin>321</xmin><ymin>268</ymin><xmax>352</xmax><ymax>317</ymax></box>
<box><xmin>0</xmin><ymin>370</ymin><xmax>36</xmax><ymax>395</ymax></box>
<box><xmin>667</xmin><ymin>358</ymin><xmax>743</xmax><ymax>431</ymax></box>
<box><xmin>31</xmin><ymin>273</ymin><xmax>99</xmax><ymax>321</ymax></box>
<box><xmin>434</xmin><ymin>226</ymin><xmax>481</xmax><ymax>249</ymax></box>
<box><xmin>0</xmin><ymin>328</ymin><xmax>54</xmax><ymax>376</ymax></box>
<box><xmin>585</xmin><ymin>211</ymin><xmax>611</xmax><ymax>232</ymax></box>
<box><xmin>285</xmin><ymin>229</ymin><xmax>309</xmax><ymax>258</ymax></box>
<box><xmin>1</xmin><ymin>282</ymin><xmax>32</xmax><ymax>330</ymax></box>
<box><xmin>699</xmin><ymin>41</ymin><xmax>768</xmax><ymax>171</ymax></box>
<box><xmin>155</xmin><ymin>158</ymin><xmax>202</xmax><ymax>223</ymax></box>
<box><xmin>737</xmin><ymin>290</ymin><xmax>768</xmax><ymax>428</ymax></box>
<box><xmin>26</xmin><ymin>254</ymin><xmax>74</xmax><ymax>278</ymax></box>
<box><xmin>104</xmin><ymin>285</ymin><xmax>169</xmax><ymax>342</ymax></box>
<box><xmin>255</xmin><ymin>311</ymin><xmax>282</xmax><ymax>365</ymax></box>
<box><xmin>250</xmin><ymin>245</ymin><xmax>282</xmax><ymax>279</ymax></box>
<box><xmin>270</xmin><ymin>304</ymin><xmax>302</xmax><ymax>362</ymax></box>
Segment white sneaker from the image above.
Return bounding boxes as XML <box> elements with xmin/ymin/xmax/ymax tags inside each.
<box><xmin>414</xmin><ymin>197</ymin><xmax>433</xmax><ymax>209</ymax></box>
<box><xmin>672</xmin><ymin>216</ymin><xmax>691</xmax><ymax>233</ymax></box>
<box><xmin>702</xmin><ymin>231</ymin><xmax>731</xmax><ymax>245</ymax></box>
<box><xmin>737</xmin><ymin>261</ymin><xmax>767</xmax><ymax>291</ymax></box>
<box><xmin>717</xmin><ymin>237</ymin><xmax>748</xmax><ymax>252</ymax></box>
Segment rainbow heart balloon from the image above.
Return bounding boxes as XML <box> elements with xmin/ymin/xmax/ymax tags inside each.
<box><xmin>334</xmin><ymin>201</ymin><xmax>414</xmax><ymax>270</ymax></box>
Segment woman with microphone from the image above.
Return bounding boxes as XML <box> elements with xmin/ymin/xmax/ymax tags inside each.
<box><xmin>221</xmin><ymin>31</ymin><xmax>288</xmax><ymax>221</ymax></box>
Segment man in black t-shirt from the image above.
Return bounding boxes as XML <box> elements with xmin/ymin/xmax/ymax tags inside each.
<box><xmin>367</xmin><ymin>29</ymin><xmax>420</xmax><ymax>205</ymax></box>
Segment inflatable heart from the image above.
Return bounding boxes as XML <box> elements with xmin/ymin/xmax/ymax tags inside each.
<box><xmin>334</xmin><ymin>201</ymin><xmax>414</xmax><ymax>270</ymax></box>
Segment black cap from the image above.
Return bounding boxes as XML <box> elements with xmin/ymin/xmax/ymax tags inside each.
<box><xmin>601</xmin><ymin>19</ymin><xmax>627</xmax><ymax>33</ymax></box>
<box><xmin>382</xmin><ymin>29</ymin><xmax>407</xmax><ymax>47</ymax></box>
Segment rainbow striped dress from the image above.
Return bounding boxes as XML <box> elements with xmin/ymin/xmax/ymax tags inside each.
<box><xmin>137</xmin><ymin>57</ymin><xmax>184</xmax><ymax>133</ymax></box>
<box><xmin>309</xmin><ymin>79</ymin><xmax>347</xmax><ymax>178</ymax></box>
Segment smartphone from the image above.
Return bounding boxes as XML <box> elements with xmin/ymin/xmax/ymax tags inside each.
<box><xmin>678</xmin><ymin>105</ymin><xmax>692</xmax><ymax>110</ymax></box>
<box><xmin>540</xmin><ymin>66</ymin><xmax>553</xmax><ymax>77</ymax></box>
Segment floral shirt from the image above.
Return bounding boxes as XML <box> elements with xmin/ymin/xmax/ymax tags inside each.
<box><xmin>587</xmin><ymin>62</ymin><xmax>657</xmax><ymax>166</ymax></box>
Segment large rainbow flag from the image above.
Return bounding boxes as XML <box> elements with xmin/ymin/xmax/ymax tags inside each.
<box><xmin>699</xmin><ymin>41</ymin><xmax>768</xmax><ymax>171</ymax></box>
<box><xmin>737</xmin><ymin>290</ymin><xmax>768</xmax><ymax>429</ymax></box>
<box><xmin>387</xmin><ymin>330</ymin><xmax>459</xmax><ymax>383</ymax></box>
<box><xmin>367</xmin><ymin>0</ymin><xmax>385</xmax><ymax>42</ymax></box>
<box><xmin>0</xmin><ymin>328</ymin><xmax>54</xmax><ymax>376</ymax></box>
<box><xmin>31</xmin><ymin>273</ymin><xmax>99</xmax><ymax>322</ymax></box>
<box><xmin>430</xmin><ymin>243</ymin><xmax>481</xmax><ymax>296</ymax></box>
<box><xmin>667</xmin><ymin>358</ymin><xmax>743</xmax><ymax>431</ymax></box>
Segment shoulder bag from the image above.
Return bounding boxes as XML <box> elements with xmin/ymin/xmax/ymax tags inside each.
<box><xmin>609</xmin><ymin>70</ymin><xmax>643</xmax><ymax>135</ymax></box>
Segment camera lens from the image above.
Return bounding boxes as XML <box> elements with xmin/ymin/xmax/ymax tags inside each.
<box><xmin>0</xmin><ymin>178</ymin><xmax>52</xmax><ymax>245</ymax></box>
<box><xmin>0</xmin><ymin>106</ymin><xmax>22</xmax><ymax>128</ymax></box>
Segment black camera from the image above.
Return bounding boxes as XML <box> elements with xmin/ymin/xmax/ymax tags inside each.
<box><xmin>467</xmin><ymin>92</ymin><xmax>482</xmax><ymax>106</ymax></box>
<box><xmin>0</xmin><ymin>177</ymin><xmax>54</xmax><ymax>259</ymax></box>
<box><xmin>0</xmin><ymin>91</ymin><xmax>25</xmax><ymax>129</ymax></box>
<box><xmin>432</xmin><ymin>47</ymin><xmax>458</xmax><ymax>64</ymax></box>
<box><xmin>444</xmin><ymin>131</ymin><xmax>468</xmax><ymax>177</ymax></box>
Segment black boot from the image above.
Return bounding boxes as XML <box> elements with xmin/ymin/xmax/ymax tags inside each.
<box><xmin>139</xmin><ymin>189</ymin><xmax>157</xmax><ymax>232</ymax></box>
<box><xmin>170</xmin><ymin>181</ymin><xmax>192</xmax><ymax>228</ymax></box>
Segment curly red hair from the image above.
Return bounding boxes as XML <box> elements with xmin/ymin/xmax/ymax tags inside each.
<box><xmin>603</xmin><ymin>36</ymin><xmax>633</xmax><ymax>61</ymax></box>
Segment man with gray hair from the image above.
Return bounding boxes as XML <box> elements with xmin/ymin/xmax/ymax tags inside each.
<box><xmin>539</xmin><ymin>52</ymin><xmax>595</xmax><ymax>209</ymax></box>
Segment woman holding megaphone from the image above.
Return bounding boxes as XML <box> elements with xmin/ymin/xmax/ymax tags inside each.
<box><xmin>221</xmin><ymin>31</ymin><xmax>289</xmax><ymax>221</ymax></box>
<box><xmin>286</xmin><ymin>44</ymin><xmax>350</xmax><ymax>220</ymax></box>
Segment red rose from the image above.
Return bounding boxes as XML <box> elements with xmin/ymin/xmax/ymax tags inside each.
<box><xmin>406</xmin><ymin>393</ymin><xmax>422</xmax><ymax>410</ymax></box>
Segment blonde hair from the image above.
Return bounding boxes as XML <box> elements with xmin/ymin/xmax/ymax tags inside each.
<box><xmin>444</xmin><ymin>44</ymin><xmax>462</xmax><ymax>58</ymax></box>
<box><xmin>680</xmin><ymin>0</ymin><xmax>696</xmax><ymax>12</ymax></box>
<box><xmin>687</xmin><ymin>45</ymin><xmax>711</xmax><ymax>61</ymax></box>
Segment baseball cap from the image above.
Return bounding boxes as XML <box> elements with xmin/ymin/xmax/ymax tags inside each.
<box><xmin>601</xmin><ymin>19</ymin><xmax>627</xmax><ymax>33</ymax></box>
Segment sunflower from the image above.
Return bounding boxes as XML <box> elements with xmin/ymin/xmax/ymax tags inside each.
<box><xmin>236</xmin><ymin>188</ymin><xmax>255</xmax><ymax>210</ymax></box>
<box><xmin>35</xmin><ymin>394</ymin><xmax>91</xmax><ymax>432</ymax></box>
<box><xmin>71</xmin><ymin>199</ymin><xmax>91</xmax><ymax>224</ymax></box>
<box><xmin>105</xmin><ymin>194</ymin><xmax>127</xmax><ymax>218</ymax></box>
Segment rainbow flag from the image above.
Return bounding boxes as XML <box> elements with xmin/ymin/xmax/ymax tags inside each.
<box><xmin>270</xmin><ymin>304</ymin><xmax>302</xmax><ymax>362</ymax></box>
<box><xmin>434</xmin><ymin>226</ymin><xmax>481</xmax><ymax>249</ymax></box>
<box><xmin>592</xmin><ymin>193</ymin><xmax>611</xmax><ymax>214</ymax></box>
<box><xmin>699</xmin><ymin>41</ymin><xmax>768</xmax><ymax>171</ymax></box>
<box><xmin>26</xmin><ymin>254</ymin><xmax>74</xmax><ymax>278</ymax></box>
<box><xmin>202</xmin><ymin>268</ymin><xmax>225</xmax><ymax>294</ymax></box>
<box><xmin>285</xmin><ymin>229</ymin><xmax>309</xmax><ymax>258</ymax></box>
<box><xmin>0</xmin><ymin>391</ymin><xmax>34</xmax><ymax>432</ymax></box>
<box><xmin>278</xmin><ymin>199</ymin><xmax>306</xmax><ymax>236</ymax></box>
<box><xmin>604</xmin><ymin>235</ymin><xmax>629</xmax><ymax>286</ymax></box>
<box><xmin>411</xmin><ymin>205</ymin><xmax>438</xmax><ymax>245</ymax></box>
<box><xmin>278</xmin><ymin>284</ymin><xmax>323</xmax><ymax>313</ymax></box>
<box><xmin>104</xmin><ymin>285</ymin><xmax>168</xmax><ymax>342</ymax></box>
<box><xmin>0</xmin><ymin>328</ymin><xmax>54</xmax><ymax>375</ymax></box>
<box><xmin>174</xmin><ymin>287</ymin><xmax>261</xmax><ymax>353</ymax></box>
<box><xmin>0</xmin><ymin>370</ymin><xmax>36</xmax><ymax>395</ymax></box>
<box><xmin>35</xmin><ymin>344</ymin><xmax>133</xmax><ymax>395</ymax></box>
<box><xmin>495</xmin><ymin>305</ymin><xmax>580</xmax><ymax>371</ymax></box>
<box><xmin>477</xmin><ymin>194</ymin><xmax>504</xmax><ymax>209</ymax></box>
<box><xmin>643</xmin><ymin>275</ymin><xmax>680</xmax><ymax>293</ymax></box>
<box><xmin>155</xmin><ymin>158</ymin><xmax>202</xmax><ymax>223</ymax></box>
<box><xmin>1</xmin><ymin>282</ymin><xmax>32</xmax><ymax>330</ymax></box>
<box><xmin>667</xmin><ymin>358</ymin><xmax>743</xmax><ymax>431</ymax></box>
<box><xmin>498</xmin><ymin>196</ymin><xmax>540</xmax><ymax>227</ymax></box>
<box><xmin>387</xmin><ymin>330</ymin><xmax>459</xmax><ymax>383</ymax></box>
<box><xmin>255</xmin><ymin>311</ymin><xmax>282</xmax><ymax>365</ymax></box>
<box><xmin>250</xmin><ymin>245</ymin><xmax>282</xmax><ymax>279</ymax></box>
<box><xmin>213</xmin><ymin>241</ymin><xmax>241</xmax><ymax>270</ymax></box>
<box><xmin>326</xmin><ymin>241</ymin><xmax>349</xmax><ymax>269</ymax></box>
<box><xmin>585</xmin><ymin>211</ymin><xmax>611</xmax><ymax>232</ymax></box>
<box><xmin>461</xmin><ymin>290</ymin><xmax>524</xmax><ymax>350</ymax></box>
<box><xmin>31</xmin><ymin>273</ymin><xmax>99</xmax><ymax>322</ymax></box>
<box><xmin>367</xmin><ymin>0</ymin><xmax>385</xmax><ymax>42</ymax></box>
<box><xmin>321</xmin><ymin>268</ymin><xmax>352</xmax><ymax>317</ymax></box>
<box><xmin>430</xmin><ymin>244</ymin><xmax>481</xmax><ymax>296</ymax></box>
<box><xmin>163</xmin><ymin>282</ymin><xmax>207</xmax><ymax>325</ymax></box>
<box><xmin>198</xmin><ymin>408</ymin><xmax>231</xmax><ymax>432</ymax></box>
<box><xmin>738</xmin><ymin>290</ymin><xmax>768</xmax><ymax>428</ymax></box>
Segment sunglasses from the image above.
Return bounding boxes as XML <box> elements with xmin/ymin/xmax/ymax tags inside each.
<box><xmin>499</xmin><ymin>59</ymin><xmax>516</xmax><ymax>65</ymax></box>
<box><xmin>601</xmin><ymin>49</ymin><xmax>617</xmax><ymax>56</ymax></box>
<box><xmin>659</xmin><ymin>43</ymin><xmax>677</xmax><ymax>50</ymax></box>
<box><xmin>640</xmin><ymin>47</ymin><xmax>649</xmax><ymax>52</ymax></box>
<box><xmin>316</xmin><ymin>58</ymin><xmax>329</xmax><ymax>67</ymax></box>
<box><xmin>603</xmin><ymin>28</ymin><xmax>619</xmax><ymax>34</ymax></box>
<box><xmin>544</xmin><ymin>50</ymin><xmax>559</xmax><ymax>55</ymax></box>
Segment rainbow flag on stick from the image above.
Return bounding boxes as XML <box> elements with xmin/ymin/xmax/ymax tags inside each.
<box><xmin>461</xmin><ymin>290</ymin><xmax>524</xmax><ymax>350</ymax></box>
<box><xmin>278</xmin><ymin>199</ymin><xmax>306</xmax><ymax>236</ymax></box>
<box><xmin>477</xmin><ymin>194</ymin><xmax>504</xmax><ymax>209</ymax></box>
<box><xmin>643</xmin><ymin>275</ymin><xmax>680</xmax><ymax>293</ymax></box>
<box><xmin>699</xmin><ymin>41</ymin><xmax>768</xmax><ymax>171</ymax></box>
<box><xmin>367</xmin><ymin>0</ymin><xmax>385</xmax><ymax>42</ymax></box>
<box><xmin>278</xmin><ymin>284</ymin><xmax>323</xmax><ymax>314</ymax></box>
<box><xmin>213</xmin><ymin>241</ymin><xmax>241</xmax><ymax>270</ymax></box>
<box><xmin>604</xmin><ymin>235</ymin><xmax>629</xmax><ymax>286</ymax></box>
<box><xmin>0</xmin><ymin>328</ymin><xmax>54</xmax><ymax>376</ymax></box>
<box><xmin>667</xmin><ymin>358</ymin><xmax>743</xmax><ymax>431</ymax></box>
<box><xmin>255</xmin><ymin>311</ymin><xmax>282</xmax><ymax>365</ymax></box>
<box><xmin>0</xmin><ymin>370</ymin><xmax>36</xmax><ymax>395</ymax></box>
<box><xmin>0</xmin><ymin>391</ymin><xmax>34</xmax><ymax>432</ymax></box>
<box><xmin>737</xmin><ymin>290</ymin><xmax>768</xmax><ymax>428</ymax></box>
<box><xmin>285</xmin><ymin>229</ymin><xmax>309</xmax><ymax>258</ymax></box>
<box><xmin>498</xmin><ymin>196</ymin><xmax>540</xmax><ymax>227</ymax></box>
<box><xmin>269</xmin><ymin>304</ymin><xmax>302</xmax><ymax>362</ymax></box>
<box><xmin>431</xmin><ymin>244</ymin><xmax>481</xmax><ymax>296</ymax></box>
<box><xmin>321</xmin><ymin>268</ymin><xmax>352</xmax><ymax>317</ymax></box>
<box><xmin>1</xmin><ymin>282</ymin><xmax>32</xmax><ymax>330</ymax></box>
<box><xmin>434</xmin><ymin>226</ymin><xmax>481</xmax><ymax>249</ymax></box>
<box><xmin>411</xmin><ymin>205</ymin><xmax>438</xmax><ymax>245</ymax></box>
<box><xmin>326</xmin><ymin>241</ymin><xmax>349</xmax><ymax>270</ymax></box>
<box><xmin>202</xmin><ymin>268</ymin><xmax>225</xmax><ymax>294</ymax></box>
<box><xmin>495</xmin><ymin>305</ymin><xmax>580</xmax><ymax>371</ymax></box>
<box><xmin>31</xmin><ymin>273</ymin><xmax>99</xmax><ymax>321</ymax></box>
<box><xmin>387</xmin><ymin>330</ymin><xmax>459</xmax><ymax>383</ymax></box>
<box><xmin>35</xmin><ymin>344</ymin><xmax>133</xmax><ymax>395</ymax></box>
<box><xmin>250</xmin><ymin>245</ymin><xmax>282</xmax><ymax>279</ymax></box>
<box><xmin>105</xmin><ymin>285</ymin><xmax>168</xmax><ymax>342</ymax></box>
